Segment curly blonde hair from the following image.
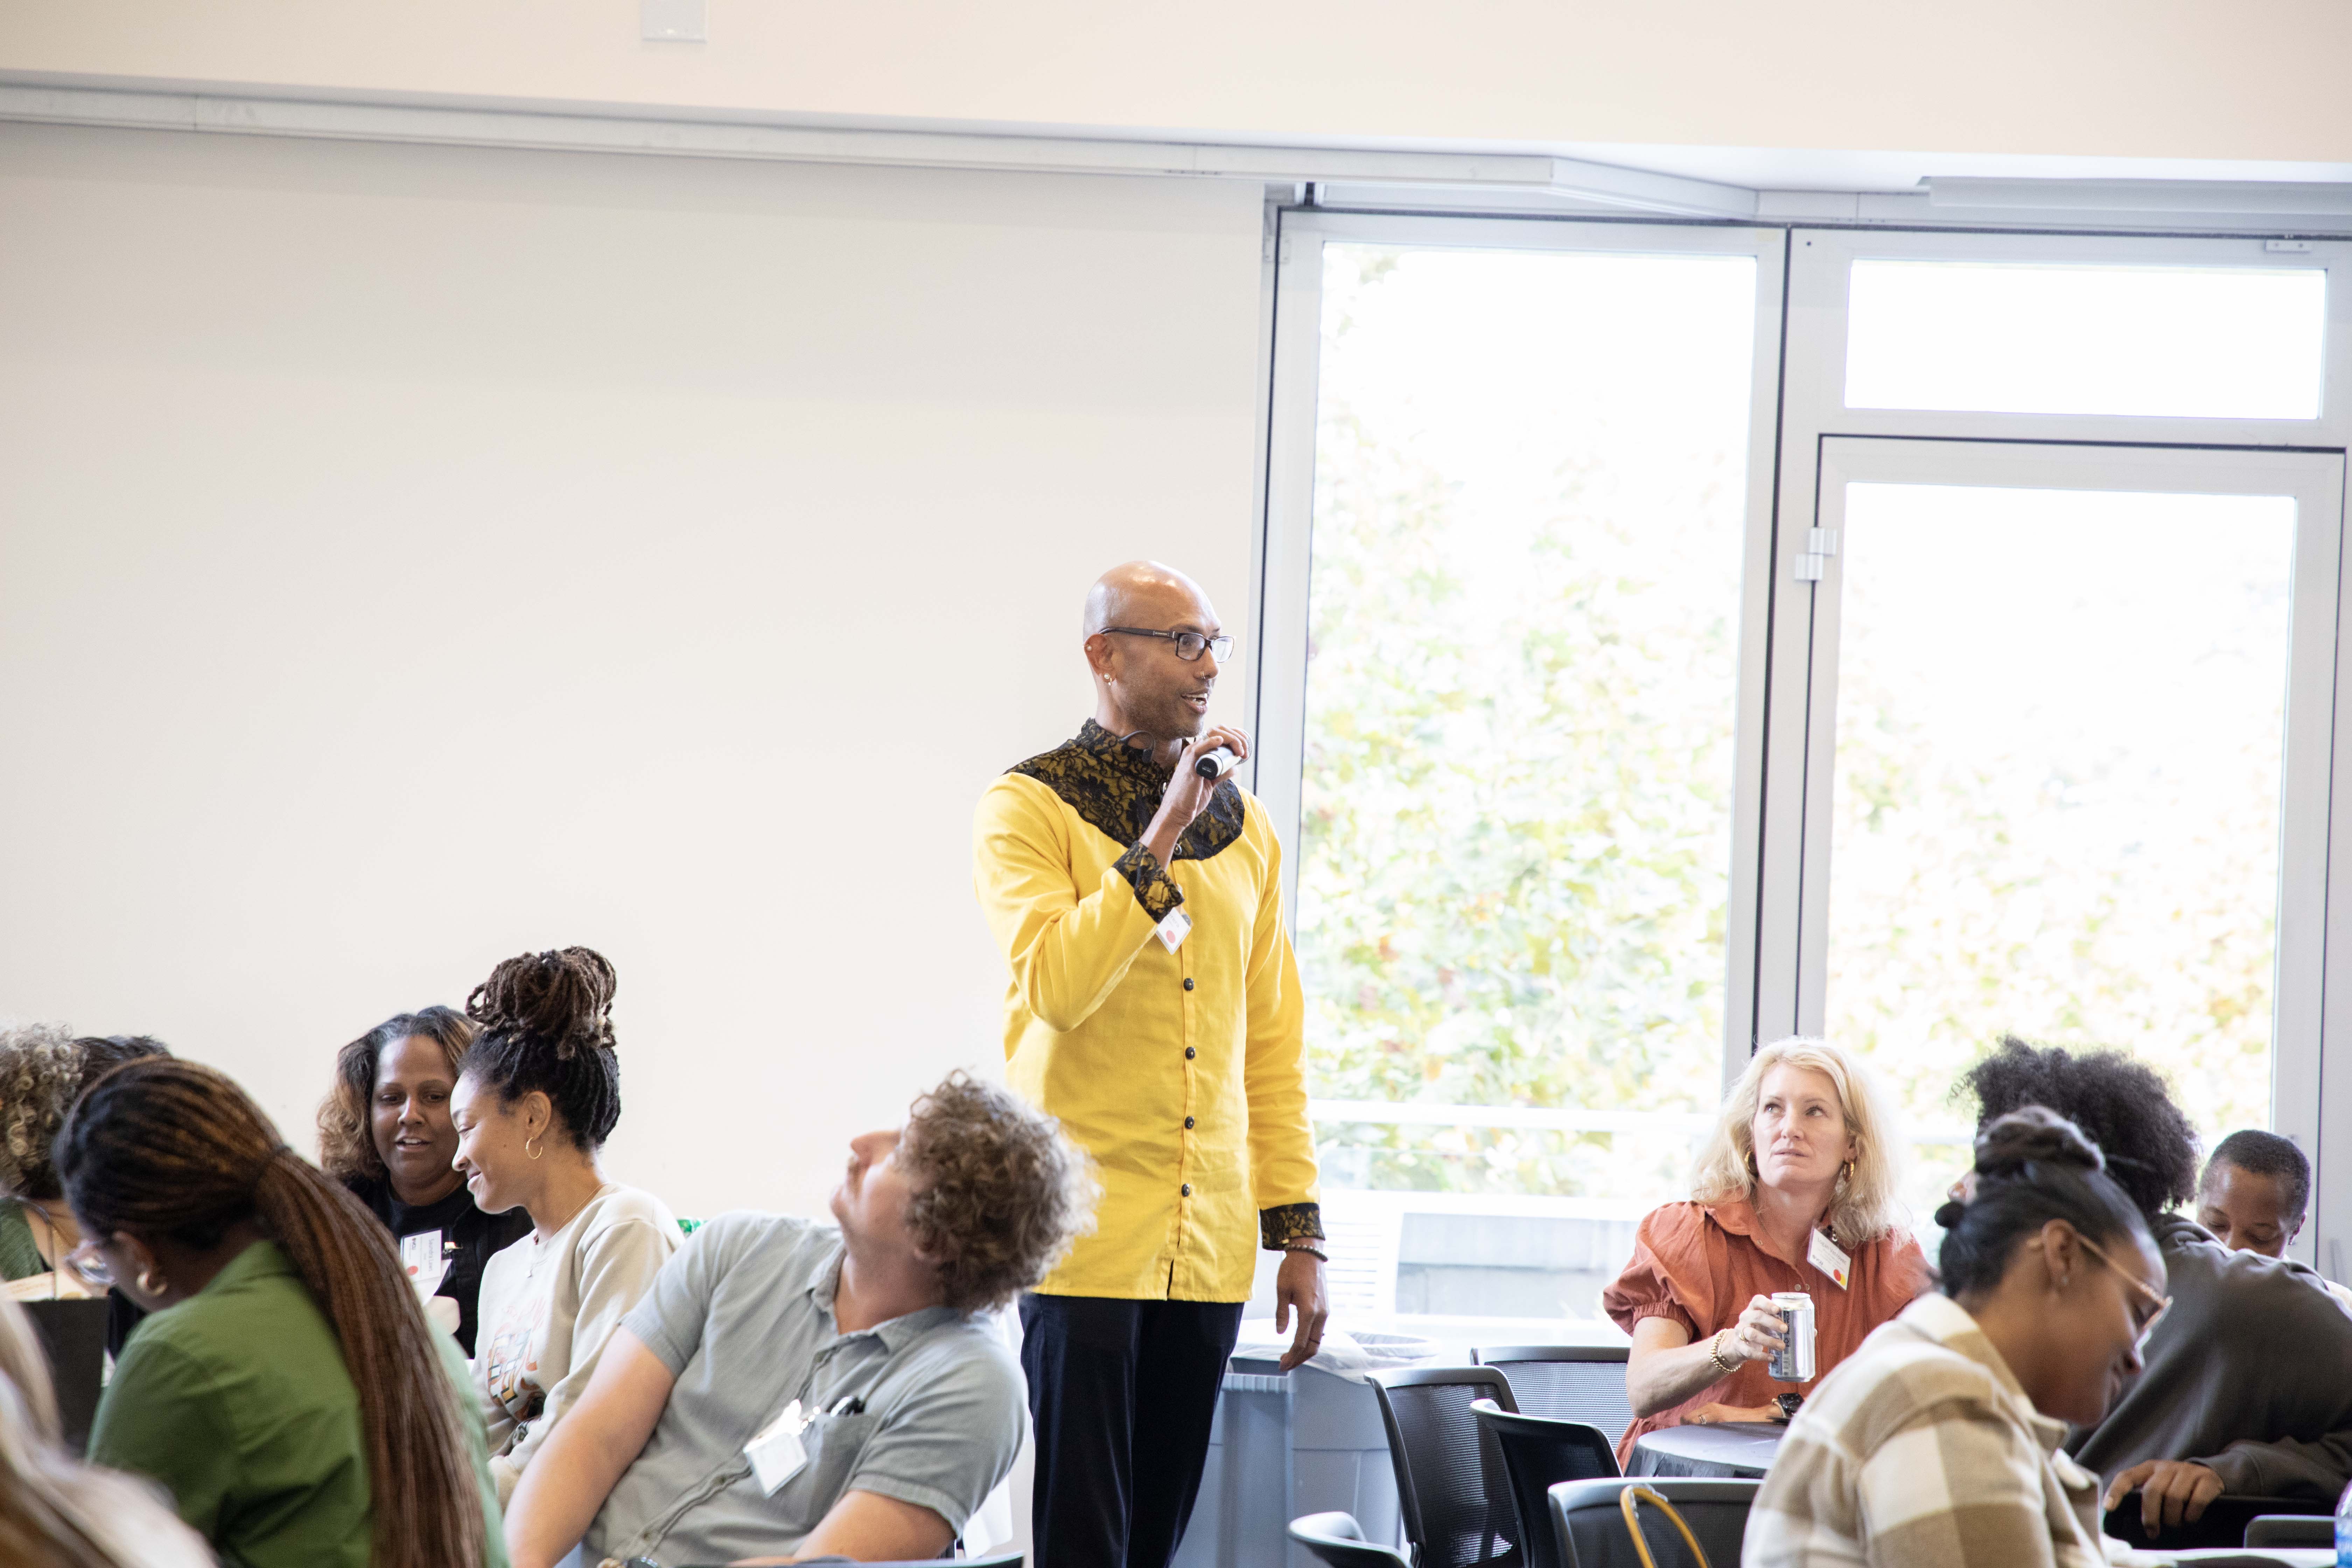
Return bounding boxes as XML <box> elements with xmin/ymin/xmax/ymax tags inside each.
<box><xmin>0</xmin><ymin>1027</ymin><xmax>161</xmax><ymax>1202</ymax></box>
<box><xmin>1690</xmin><ymin>1036</ymin><xmax>1909</xmax><ymax>1244</ymax></box>
<box><xmin>0</xmin><ymin>1025</ymin><xmax>79</xmax><ymax>1202</ymax></box>
<box><xmin>900</xmin><ymin>1071</ymin><xmax>1097</xmax><ymax>1312</ymax></box>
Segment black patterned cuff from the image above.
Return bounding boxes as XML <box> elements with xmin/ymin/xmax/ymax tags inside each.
<box><xmin>1113</xmin><ymin>840</ymin><xmax>1185</xmax><ymax>922</ymax></box>
<box><xmin>1260</xmin><ymin>1203</ymin><xmax>1325</xmax><ymax>1251</ymax></box>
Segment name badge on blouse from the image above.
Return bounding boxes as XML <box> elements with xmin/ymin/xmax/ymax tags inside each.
<box><xmin>746</xmin><ymin>1398</ymin><xmax>812</xmax><ymax>1496</ymax></box>
<box><xmin>1155</xmin><ymin>908</ymin><xmax>1192</xmax><ymax>953</ymax></box>
<box><xmin>1808</xmin><ymin>1228</ymin><xmax>1852</xmax><ymax>1290</ymax></box>
<box><xmin>400</xmin><ymin>1230</ymin><xmax>449</xmax><ymax>1297</ymax></box>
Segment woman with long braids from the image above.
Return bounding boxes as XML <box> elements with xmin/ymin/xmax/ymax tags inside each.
<box><xmin>57</xmin><ymin>1057</ymin><xmax>504</xmax><ymax>1568</ymax></box>
<box><xmin>454</xmin><ymin>946</ymin><xmax>678</xmax><ymax>1506</ymax></box>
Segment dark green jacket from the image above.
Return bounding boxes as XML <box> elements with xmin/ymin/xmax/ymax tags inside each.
<box><xmin>88</xmin><ymin>1239</ymin><xmax>507</xmax><ymax>1568</ymax></box>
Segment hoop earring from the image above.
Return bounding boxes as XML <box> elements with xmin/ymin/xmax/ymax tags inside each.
<box><xmin>524</xmin><ymin>1134</ymin><xmax>545</xmax><ymax>1162</ymax></box>
<box><xmin>136</xmin><ymin>1267</ymin><xmax>167</xmax><ymax>1296</ymax></box>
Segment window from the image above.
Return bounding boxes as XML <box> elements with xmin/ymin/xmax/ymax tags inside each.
<box><xmin>1818</xmin><ymin>465</ymin><xmax>2306</xmax><ymax>1202</ymax></box>
<box><xmin>1843</xmin><ymin>258</ymin><xmax>2325</xmax><ymax>419</ymax></box>
<box><xmin>1270</xmin><ymin>228</ymin><xmax>1775</xmax><ymax>1326</ymax></box>
<box><xmin>1262</xmin><ymin>219</ymin><xmax>2352</xmax><ymax>1331</ymax></box>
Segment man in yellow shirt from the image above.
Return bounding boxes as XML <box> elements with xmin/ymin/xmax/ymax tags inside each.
<box><xmin>973</xmin><ymin>560</ymin><xmax>1327</xmax><ymax>1568</ymax></box>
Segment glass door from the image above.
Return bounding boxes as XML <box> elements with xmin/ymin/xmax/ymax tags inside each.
<box><xmin>1790</xmin><ymin>439</ymin><xmax>2342</xmax><ymax>1236</ymax></box>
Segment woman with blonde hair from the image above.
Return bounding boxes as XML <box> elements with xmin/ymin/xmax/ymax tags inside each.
<box><xmin>0</xmin><ymin>1291</ymin><xmax>210</xmax><ymax>1568</ymax></box>
<box><xmin>1602</xmin><ymin>1037</ymin><xmax>1928</xmax><ymax>1467</ymax></box>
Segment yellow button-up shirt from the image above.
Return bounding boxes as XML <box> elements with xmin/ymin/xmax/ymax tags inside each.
<box><xmin>973</xmin><ymin>721</ymin><xmax>1320</xmax><ymax>1302</ymax></box>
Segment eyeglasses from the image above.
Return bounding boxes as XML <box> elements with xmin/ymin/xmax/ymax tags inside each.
<box><xmin>2075</xmin><ymin>1232</ymin><xmax>2173</xmax><ymax>1351</ymax></box>
<box><xmin>62</xmin><ymin>1239</ymin><xmax>114</xmax><ymax>1289</ymax></box>
<box><xmin>1100</xmin><ymin>626</ymin><xmax>1236</xmax><ymax>663</ymax></box>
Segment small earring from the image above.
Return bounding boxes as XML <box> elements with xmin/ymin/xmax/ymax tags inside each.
<box><xmin>524</xmin><ymin>1134</ymin><xmax>545</xmax><ymax>1161</ymax></box>
<box><xmin>136</xmin><ymin>1268</ymin><xmax>166</xmax><ymax>1295</ymax></box>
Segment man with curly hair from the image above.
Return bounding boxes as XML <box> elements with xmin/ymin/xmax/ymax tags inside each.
<box><xmin>504</xmin><ymin>1070</ymin><xmax>1094</xmax><ymax>1568</ymax></box>
<box><xmin>1962</xmin><ymin>1036</ymin><xmax>2352</xmax><ymax>1545</ymax></box>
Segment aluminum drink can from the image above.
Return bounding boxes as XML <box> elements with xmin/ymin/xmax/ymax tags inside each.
<box><xmin>1767</xmin><ymin>1292</ymin><xmax>1816</xmax><ymax>1383</ymax></box>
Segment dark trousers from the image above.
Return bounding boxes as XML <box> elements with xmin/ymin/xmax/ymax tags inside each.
<box><xmin>1020</xmin><ymin>1293</ymin><xmax>1245</xmax><ymax>1568</ymax></box>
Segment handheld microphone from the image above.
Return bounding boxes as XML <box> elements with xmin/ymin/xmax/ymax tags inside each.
<box><xmin>1194</xmin><ymin>746</ymin><xmax>1241</xmax><ymax>780</ymax></box>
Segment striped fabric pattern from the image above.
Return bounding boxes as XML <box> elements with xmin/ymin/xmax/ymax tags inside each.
<box><xmin>1744</xmin><ymin>1293</ymin><xmax>2107</xmax><ymax>1568</ymax></box>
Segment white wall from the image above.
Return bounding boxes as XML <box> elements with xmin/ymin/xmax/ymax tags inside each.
<box><xmin>7</xmin><ymin>0</ymin><xmax>2352</xmax><ymax>168</ymax></box>
<box><xmin>0</xmin><ymin>121</ymin><xmax>1270</xmax><ymax>1222</ymax></box>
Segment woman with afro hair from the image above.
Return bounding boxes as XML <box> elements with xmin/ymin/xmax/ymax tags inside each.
<box><xmin>1962</xmin><ymin>1036</ymin><xmax>2352</xmax><ymax>1547</ymax></box>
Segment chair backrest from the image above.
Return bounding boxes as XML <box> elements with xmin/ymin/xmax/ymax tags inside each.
<box><xmin>1289</xmin><ymin>1510</ymin><xmax>1416</xmax><ymax>1568</ymax></box>
<box><xmin>21</xmin><ymin>1297</ymin><xmax>108</xmax><ymax>1455</ymax></box>
<box><xmin>1472</xmin><ymin>1345</ymin><xmax>1634</xmax><ymax>1447</ymax></box>
<box><xmin>2102</xmin><ymin>1493</ymin><xmax>2330</xmax><ymax>1552</ymax></box>
<box><xmin>1547</xmin><ymin>1477</ymin><xmax>1759</xmax><ymax>1568</ymax></box>
<box><xmin>677</xmin><ymin>1558</ymin><xmax>1023</xmax><ymax>1567</ymax></box>
<box><xmin>1371</xmin><ymin>1366</ymin><xmax>1523</xmax><ymax>1568</ymax></box>
<box><xmin>2244</xmin><ymin>1512</ymin><xmax>2335</xmax><ymax>1547</ymax></box>
<box><xmin>1472</xmin><ymin>1402</ymin><xmax>1619</xmax><ymax>1568</ymax></box>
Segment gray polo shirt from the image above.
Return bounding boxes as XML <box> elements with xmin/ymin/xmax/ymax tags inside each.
<box><xmin>585</xmin><ymin>1212</ymin><xmax>1025</xmax><ymax>1567</ymax></box>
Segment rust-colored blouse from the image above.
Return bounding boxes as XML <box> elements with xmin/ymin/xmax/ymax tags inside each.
<box><xmin>1600</xmin><ymin>1197</ymin><xmax>1929</xmax><ymax>1468</ymax></box>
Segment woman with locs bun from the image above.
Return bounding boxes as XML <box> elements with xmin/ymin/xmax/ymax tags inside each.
<box><xmin>1746</xmin><ymin>1107</ymin><xmax>2169</xmax><ymax>1568</ymax></box>
<box><xmin>455</xmin><ymin>945</ymin><xmax>678</xmax><ymax>1506</ymax></box>
<box><xmin>56</xmin><ymin>1057</ymin><xmax>502</xmax><ymax>1568</ymax></box>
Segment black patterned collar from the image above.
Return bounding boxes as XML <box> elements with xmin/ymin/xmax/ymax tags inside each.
<box><xmin>1009</xmin><ymin>719</ymin><xmax>1245</xmax><ymax>862</ymax></box>
<box><xmin>1072</xmin><ymin>718</ymin><xmax>1173</xmax><ymax>777</ymax></box>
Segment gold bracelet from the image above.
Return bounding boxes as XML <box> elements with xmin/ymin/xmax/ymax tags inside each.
<box><xmin>1707</xmin><ymin>1329</ymin><xmax>1738</xmax><ymax>1374</ymax></box>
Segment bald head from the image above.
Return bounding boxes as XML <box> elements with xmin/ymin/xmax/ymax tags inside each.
<box><xmin>1082</xmin><ymin>561</ymin><xmax>1226</xmax><ymax>745</ymax></box>
<box><xmin>1084</xmin><ymin>561</ymin><xmax>1214</xmax><ymax>638</ymax></box>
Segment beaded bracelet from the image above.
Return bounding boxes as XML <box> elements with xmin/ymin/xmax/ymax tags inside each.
<box><xmin>1707</xmin><ymin>1328</ymin><xmax>1739</xmax><ymax>1373</ymax></box>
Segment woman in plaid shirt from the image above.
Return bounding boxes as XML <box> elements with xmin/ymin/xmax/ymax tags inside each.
<box><xmin>1746</xmin><ymin>1107</ymin><xmax>2169</xmax><ymax>1568</ymax></box>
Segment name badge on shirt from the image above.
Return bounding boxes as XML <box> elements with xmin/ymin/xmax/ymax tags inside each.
<box><xmin>1808</xmin><ymin>1228</ymin><xmax>1852</xmax><ymax>1290</ymax></box>
<box><xmin>1155</xmin><ymin>908</ymin><xmax>1192</xmax><ymax>953</ymax></box>
<box><xmin>746</xmin><ymin>1398</ymin><xmax>811</xmax><ymax>1496</ymax></box>
<box><xmin>400</xmin><ymin>1230</ymin><xmax>449</xmax><ymax>1298</ymax></box>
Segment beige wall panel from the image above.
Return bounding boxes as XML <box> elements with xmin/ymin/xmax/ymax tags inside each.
<box><xmin>0</xmin><ymin>121</ymin><xmax>1269</xmax><ymax>1220</ymax></box>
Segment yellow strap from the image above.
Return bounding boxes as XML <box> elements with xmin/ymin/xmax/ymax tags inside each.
<box><xmin>1617</xmin><ymin>1483</ymin><xmax>1710</xmax><ymax>1568</ymax></box>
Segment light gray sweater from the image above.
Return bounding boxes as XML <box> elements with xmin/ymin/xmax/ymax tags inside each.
<box><xmin>2066</xmin><ymin>1214</ymin><xmax>2352</xmax><ymax>1501</ymax></box>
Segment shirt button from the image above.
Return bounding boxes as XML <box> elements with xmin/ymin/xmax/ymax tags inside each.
<box><xmin>1181</xmin><ymin>1183</ymin><xmax>1192</xmax><ymax>1196</ymax></box>
<box><xmin>1185</xmin><ymin>1046</ymin><xmax>1196</xmax><ymax>1059</ymax></box>
<box><xmin>1183</xmin><ymin>977</ymin><xmax>1195</xmax><ymax>991</ymax></box>
<box><xmin>1184</xmin><ymin>1116</ymin><xmax>1195</xmax><ymax>1129</ymax></box>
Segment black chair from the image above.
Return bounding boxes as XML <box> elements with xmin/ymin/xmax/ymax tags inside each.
<box><xmin>1371</xmin><ymin>1365</ymin><xmax>1524</xmax><ymax>1567</ymax></box>
<box><xmin>1290</xmin><ymin>1510</ymin><xmax>1414</xmax><ymax>1567</ymax></box>
<box><xmin>682</xmin><ymin>1557</ymin><xmax>1021</xmax><ymax>1567</ymax></box>
<box><xmin>1547</xmin><ymin>1477</ymin><xmax>1758</xmax><ymax>1568</ymax></box>
<box><xmin>1473</xmin><ymin>1401</ymin><xmax>1619</xmax><ymax>1568</ymax></box>
<box><xmin>2101</xmin><ymin>1493</ymin><xmax>2331</xmax><ymax>1552</ymax></box>
<box><xmin>2245</xmin><ymin>1513</ymin><xmax>2334</xmax><ymax>1547</ymax></box>
<box><xmin>21</xmin><ymin>1297</ymin><xmax>107</xmax><ymax>1455</ymax></box>
<box><xmin>1474</xmin><ymin>1345</ymin><xmax>1634</xmax><ymax>1447</ymax></box>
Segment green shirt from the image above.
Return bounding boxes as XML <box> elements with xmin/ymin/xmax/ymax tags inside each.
<box><xmin>0</xmin><ymin>1203</ymin><xmax>47</xmax><ymax>1281</ymax></box>
<box><xmin>88</xmin><ymin>1239</ymin><xmax>507</xmax><ymax>1568</ymax></box>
